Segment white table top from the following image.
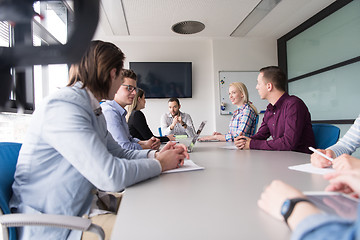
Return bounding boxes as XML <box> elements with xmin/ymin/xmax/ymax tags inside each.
<box><xmin>111</xmin><ymin>141</ymin><xmax>329</xmax><ymax>240</ymax></box>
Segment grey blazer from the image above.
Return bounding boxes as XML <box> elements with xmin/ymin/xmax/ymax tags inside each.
<box><xmin>10</xmin><ymin>83</ymin><xmax>161</xmax><ymax>240</ymax></box>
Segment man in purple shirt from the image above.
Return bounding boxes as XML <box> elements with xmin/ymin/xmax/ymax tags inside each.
<box><xmin>235</xmin><ymin>66</ymin><xmax>315</xmax><ymax>154</ymax></box>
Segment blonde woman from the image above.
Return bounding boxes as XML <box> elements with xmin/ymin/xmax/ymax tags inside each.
<box><xmin>127</xmin><ymin>88</ymin><xmax>175</xmax><ymax>142</ymax></box>
<box><xmin>199</xmin><ymin>82</ymin><xmax>258</xmax><ymax>142</ymax></box>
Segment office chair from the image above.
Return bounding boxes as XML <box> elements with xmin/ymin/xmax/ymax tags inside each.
<box><xmin>312</xmin><ymin>123</ymin><xmax>340</xmax><ymax>149</ymax></box>
<box><xmin>253</xmin><ymin>114</ymin><xmax>260</xmax><ymax>135</ymax></box>
<box><xmin>0</xmin><ymin>142</ymin><xmax>105</xmax><ymax>240</ymax></box>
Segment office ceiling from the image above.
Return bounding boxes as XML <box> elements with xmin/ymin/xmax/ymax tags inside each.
<box><xmin>95</xmin><ymin>0</ymin><xmax>336</xmax><ymax>39</ymax></box>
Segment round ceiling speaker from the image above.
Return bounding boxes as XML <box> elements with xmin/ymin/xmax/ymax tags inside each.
<box><xmin>171</xmin><ymin>21</ymin><xmax>205</xmax><ymax>34</ymax></box>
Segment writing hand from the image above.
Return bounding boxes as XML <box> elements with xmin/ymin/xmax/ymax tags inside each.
<box><xmin>310</xmin><ymin>149</ymin><xmax>335</xmax><ymax>168</ymax></box>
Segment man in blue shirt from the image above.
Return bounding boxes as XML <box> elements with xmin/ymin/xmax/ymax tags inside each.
<box><xmin>102</xmin><ymin>69</ymin><xmax>160</xmax><ymax>150</ymax></box>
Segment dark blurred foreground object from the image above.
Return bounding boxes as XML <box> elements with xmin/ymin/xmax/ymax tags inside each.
<box><xmin>0</xmin><ymin>0</ymin><xmax>99</xmax><ymax>109</ymax></box>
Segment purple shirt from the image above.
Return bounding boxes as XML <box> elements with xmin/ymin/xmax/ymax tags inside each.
<box><xmin>250</xmin><ymin>93</ymin><xmax>315</xmax><ymax>154</ymax></box>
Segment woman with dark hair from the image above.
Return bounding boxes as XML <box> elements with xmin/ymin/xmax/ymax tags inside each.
<box><xmin>9</xmin><ymin>40</ymin><xmax>188</xmax><ymax>240</ymax></box>
<box><xmin>127</xmin><ymin>88</ymin><xmax>175</xmax><ymax>142</ymax></box>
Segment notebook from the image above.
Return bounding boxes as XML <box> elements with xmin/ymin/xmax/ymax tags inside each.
<box><xmin>187</xmin><ymin>121</ymin><xmax>207</xmax><ymax>153</ymax></box>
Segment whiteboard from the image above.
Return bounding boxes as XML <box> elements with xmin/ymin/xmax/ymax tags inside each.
<box><xmin>219</xmin><ymin>71</ymin><xmax>268</xmax><ymax>115</ymax></box>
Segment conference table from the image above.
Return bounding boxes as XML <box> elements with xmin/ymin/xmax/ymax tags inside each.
<box><xmin>111</xmin><ymin>141</ymin><xmax>329</xmax><ymax>240</ymax></box>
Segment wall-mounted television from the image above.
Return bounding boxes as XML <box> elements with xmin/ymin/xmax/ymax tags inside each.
<box><xmin>129</xmin><ymin>62</ymin><xmax>192</xmax><ymax>98</ymax></box>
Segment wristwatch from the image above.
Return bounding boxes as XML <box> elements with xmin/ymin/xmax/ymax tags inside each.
<box><xmin>181</xmin><ymin>122</ymin><xmax>187</xmax><ymax>127</ymax></box>
<box><xmin>281</xmin><ymin>198</ymin><xmax>313</xmax><ymax>224</ymax></box>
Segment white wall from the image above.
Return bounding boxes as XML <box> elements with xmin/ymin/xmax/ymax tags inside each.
<box><xmin>212</xmin><ymin>38</ymin><xmax>277</xmax><ymax>134</ymax></box>
<box><xmin>96</xmin><ymin>37</ymin><xmax>215</xmax><ymax>135</ymax></box>
<box><xmin>95</xmin><ymin>36</ymin><xmax>279</xmax><ymax>136</ymax></box>
<box><xmin>0</xmin><ymin>36</ymin><xmax>279</xmax><ymax>142</ymax></box>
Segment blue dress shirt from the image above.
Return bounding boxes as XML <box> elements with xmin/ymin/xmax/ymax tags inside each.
<box><xmin>101</xmin><ymin>100</ymin><xmax>143</xmax><ymax>150</ymax></box>
<box><xmin>292</xmin><ymin>204</ymin><xmax>359</xmax><ymax>240</ymax></box>
<box><xmin>9</xmin><ymin>83</ymin><xmax>161</xmax><ymax>240</ymax></box>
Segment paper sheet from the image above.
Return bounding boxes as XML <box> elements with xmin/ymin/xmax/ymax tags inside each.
<box><xmin>220</xmin><ymin>145</ymin><xmax>238</xmax><ymax>150</ymax></box>
<box><xmin>162</xmin><ymin>160</ymin><xmax>204</xmax><ymax>174</ymax></box>
<box><xmin>288</xmin><ymin>163</ymin><xmax>335</xmax><ymax>175</ymax></box>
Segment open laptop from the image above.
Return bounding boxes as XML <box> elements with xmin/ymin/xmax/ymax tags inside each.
<box><xmin>187</xmin><ymin>121</ymin><xmax>207</xmax><ymax>153</ymax></box>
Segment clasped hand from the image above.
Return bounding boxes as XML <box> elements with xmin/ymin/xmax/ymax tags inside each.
<box><xmin>234</xmin><ymin>135</ymin><xmax>251</xmax><ymax>149</ymax></box>
<box><xmin>155</xmin><ymin>141</ymin><xmax>189</xmax><ymax>172</ymax></box>
<box><xmin>171</xmin><ymin>115</ymin><xmax>184</xmax><ymax>129</ymax></box>
<box><xmin>139</xmin><ymin>137</ymin><xmax>160</xmax><ymax>150</ymax></box>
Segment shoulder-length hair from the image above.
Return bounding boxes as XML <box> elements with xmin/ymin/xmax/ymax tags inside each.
<box><xmin>126</xmin><ymin>88</ymin><xmax>145</xmax><ymax>122</ymax></box>
<box><xmin>67</xmin><ymin>40</ymin><xmax>125</xmax><ymax>100</ymax></box>
<box><xmin>229</xmin><ymin>82</ymin><xmax>258</xmax><ymax>115</ymax></box>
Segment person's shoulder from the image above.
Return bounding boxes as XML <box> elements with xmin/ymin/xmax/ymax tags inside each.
<box><xmin>182</xmin><ymin>111</ymin><xmax>192</xmax><ymax>117</ymax></box>
<box><xmin>244</xmin><ymin>103</ymin><xmax>257</xmax><ymax>114</ymax></box>
<box><xmin>161</xmin><ymin>112</ymin><xmax>169</xmax><ymax>118</ymax></box>
<box><xmin>286</xmin><ymin>95</ymin><xmax>307</xmax><ymax>107</ymax></box>
<box><xmin>101</xmin><ymin>100</ymin><xmax>117</xmax><ymax>112</ymax></box>
<box><xmin>243</xmin><ymin>103</ymin><xmax>252</xmax><ymax>111</ymax></box>
<box><xmin>48</xmin><ymin>86</ymin><xmax>88</xmax><ymax>107</ymax></box>
<box><xmin>133</xmin><ymin>110</ymin><xmax>145</xmax><ymax>118</ymax></box>
<box><xmin>101</xmin><ymin>100</ymin><xmax>114</xmax><ymax>108</ymax></box>
<box><xmin>283</xmin><ymin>95</ymin><xmax>310</xmax><ymax>113</ymax></box>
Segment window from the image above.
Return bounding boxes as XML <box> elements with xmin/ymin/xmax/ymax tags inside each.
<box><xmin>1</xmin><ymin>1</ymin><xmax>73</xmax><ymax>113</ymax></box>
<box><xmin>278</xmin><ymin>0</ymin><xmax>360</xmax><ymax>124</ymax></box>
<box><xmin>0</xmin><ymin>21</ymin><xmax>10</xmax><ymax>47</ymax></box>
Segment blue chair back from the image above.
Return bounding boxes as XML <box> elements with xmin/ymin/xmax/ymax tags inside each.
<box><xmin>255</xmin><ymin>115</ymin><xmax>259</xmax><ymax>129</ymax></box>
<box><xmin>0</xmin><ymin>142</ymin><xmax>22</xmax><ymax>240</ymax></box>
<box><xmin>312</xmin><ymin>123</ymin><xmax>340</xmax><ymax>149</ymax></box>
<box><xmin>252</xmin><ymin>115</ymin><xmax>260</xmax><ymax>136</ymax></box>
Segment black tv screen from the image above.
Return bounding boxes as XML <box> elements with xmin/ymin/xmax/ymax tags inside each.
<box><xmin>129</xmin><ymin>62</ymin><xmax>192</xmax><ymax>98</ymax></box>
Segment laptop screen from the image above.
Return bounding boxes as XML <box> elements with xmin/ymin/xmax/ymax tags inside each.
<box><xmin>188</xmin><ymin>121</ymin><xmax>207</xmax><ymax>152</ymax></box>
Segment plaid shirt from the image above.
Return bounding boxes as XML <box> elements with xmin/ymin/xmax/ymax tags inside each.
<box><xmin>225</xmin><ymin>104</ymin><xmax>257</xmax><ymax>142</ymax></box>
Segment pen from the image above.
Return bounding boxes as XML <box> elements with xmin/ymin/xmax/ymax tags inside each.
<box><xmin>308</xmin><ymin>147</ymin><xmax>333</xmax><ymax>162</ymax></box>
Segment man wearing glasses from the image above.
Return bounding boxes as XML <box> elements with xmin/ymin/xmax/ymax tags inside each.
<box><xmin>102</xmin><ymin>69</ymin><xmax>160</xmax><ymax>150</ymax></box>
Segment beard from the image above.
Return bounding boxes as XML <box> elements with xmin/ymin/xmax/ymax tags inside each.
<box><xmin>171</xmin><ymin>111</ymin><xmax>179</xmax><ymax>117</ymax></box>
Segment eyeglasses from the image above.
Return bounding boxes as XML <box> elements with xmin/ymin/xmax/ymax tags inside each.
<box><xmin>121</xmin><ymin>84</ymin><xmax>137</xmax><ymax>92</ymax></box>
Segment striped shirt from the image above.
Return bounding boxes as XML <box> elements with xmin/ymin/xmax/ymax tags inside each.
<box><xmin>328</xmin><ymin>114</ymin><xmax>360</xmax><ymax>157</ymax></box>
<box><xmin>225</xmin><ymin>103</ymin><xmax>257</xmax><ymax>142</ymax></box>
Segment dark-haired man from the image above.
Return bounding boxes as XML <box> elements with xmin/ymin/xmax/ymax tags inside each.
<box><xmin>235</xmin><ymin>66</ymin><xmax>315</xmax><ymax>153</ymax></box>
<box><xmin>160</xmin><ymin>98</ymin><xmax>195</xmax><ymax>137</ymax></box>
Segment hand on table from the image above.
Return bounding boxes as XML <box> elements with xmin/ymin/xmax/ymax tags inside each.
<box><xmin>155</xmin><ymin>141</ymin><xmax>189</xmax><ymax>171</ymax></box>
<box><xmin>324</xmin><ymin>169</ymin><xmax>360</xmax><ymax>196</ymax></box>
<box><xmin>140</xmin><ymin>137</ymin><xmax>160</xmax><ymax>150</ymax></box>
<box><xmin>258</xmin><ymin>180</ymin><xmax>306</xmax><ymax>221</ymax></box>
<box><xmin>166</xmin><ymin>134</ymin><xmax>175</xmax><ymax>141</ymax></box>
<box><xmin>332</xmin><ymin>154</ymin><xmax>360</xmax><ymax>171</ymax></box>
<box><xmin>234</xmin><ymin>135</ymin><xmax>251</xmax><ymax>150</ymax></box>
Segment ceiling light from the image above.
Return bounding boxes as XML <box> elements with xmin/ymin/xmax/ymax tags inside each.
<box><xmin>231</xmin><ymin>0</ymin><xmax>282</xmax><ymax>37</ymax></box>
<box><xmin>172</xmin><ymin>21</ymin><xmax>205</xmax><ymax>35</ymax></box>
